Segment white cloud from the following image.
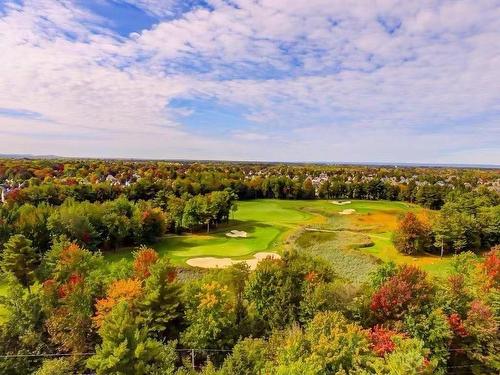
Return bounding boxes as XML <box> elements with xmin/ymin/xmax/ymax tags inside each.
<box><xmin>0</xmin><ymin>0</ymin><xmax>498</xmax><ymax>163</ymax></box>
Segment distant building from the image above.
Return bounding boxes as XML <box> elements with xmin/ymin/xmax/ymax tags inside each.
<box><xmin>105</xmin><ymin>175</ymin><xmax>120</xmax><ymax>185</ymax></box>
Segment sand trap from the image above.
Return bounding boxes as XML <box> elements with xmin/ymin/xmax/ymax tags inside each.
<box><xmin>186</xmin><ymin>252</ymin><xmax>281</xmax><ymax>270</ymax></box>
<box><xmin>331</xmin><ymin>200</ymin><xmax>351</xmax><ymax>205</ymax></box>
<box><xmin>339</xmin><ymin>209</ymin><xmax>356</xmax><ymax>215</ymax></box>
<box><xmin>226</xmin><ymin>230</ymin><xmax>248</xmax><ymax>238</ymax></box>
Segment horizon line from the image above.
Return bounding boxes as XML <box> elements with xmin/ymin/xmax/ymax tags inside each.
<box><xmin>0</xmin><ymin>154</ymin><xmax>498</xmax><ymax>169</ymax></box>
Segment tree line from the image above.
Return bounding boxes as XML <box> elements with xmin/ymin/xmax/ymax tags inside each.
<box><xmin>3</xmin><ymin>174</ymin><xmax>452</xmax><ymax>209</ymax></box>
<box><xmin>0</xmin><ymin>190</ymin><xmax>236</xmax><ymax>253</ymax></box>
<box><xmin>2</xmin><ymin>159</ymin><xmax>498</xmax><ymax>210</ymax></box>
<box><xmin>393</xmin><ymin>188</ymin><xmax>499</xmax><ymax>256</ymax></box>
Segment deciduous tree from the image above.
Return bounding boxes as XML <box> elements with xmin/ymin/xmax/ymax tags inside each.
<box><xmin>393</xmin><ymin>213</ymin><xmax>432</xmax><ymax>255</ymax></box>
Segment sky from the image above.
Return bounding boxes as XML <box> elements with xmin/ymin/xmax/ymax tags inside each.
<box><xmin>0</xmin><ymin>0</ymin><xmax>499</xmax><ymax>164</ymax></box>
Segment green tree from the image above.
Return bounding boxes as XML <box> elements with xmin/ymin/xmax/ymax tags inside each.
<box><xmin>244</xmin><ymin>258</ymin><xmax>302</xmax><ymax>331</ymax></box>
<box><xmin>219</xmin><ymin>338</ymin><xmax>268</xmax><ymax>375</ymax></box>
<box><xmin>372</xmin><ymin>337</ymin><xmax>435</xmax><ymax>375</ymax></box>
<box><xmin>219</xmin><ymin>262</ymin><xmax>250</xmax><ymax>325</ymax></box>
<box><xmin>0</xmin><ymin>282</ymin><xmax>47</xmax><ymax>375</ymax></box>
<box><xmin>34</xmin><ymin>359</ymin><xmax>73</xmax><ymax>375</ymax></box>
<box><xmin>433</xmin><ymin>211</ymin><xmax>480</xmax><ymax>254</ymax></box>
<box><xmin>165</xmin><ymin>194</ymin><xmax>186</xmax><ymax>233</ymax></box>
<box><xmin>303</xmin><ymin>311</ymin><xmax>374</xmax><ymax>372</ymax></box>
<box><xmin>181</xmin><ymin>281</ymin><xmax>236</xmax><ymax>349</ymax></box>
<box><xmin>403</xmin><ymin>309</ymin><xmax>452</xmax><ymax>373</ymax></box>
<box><xmin>13</xmin><ymin>203</ymin><xmax>53</xmax><ymax>251</ymax></box>
<box><xmin>136</xmin><ymin>257</ymin><xmax>181</xmax><ymax>337</ymax></box>
<box><xmin>415</xmin><ymin>184</ymin><xmax>445</xmax><ymax>209</ymax></box>
<box><xmin>477</xmin><ymin>205</ymin><xmax>500</xmax><ymax>248</ymax></box>
<box><xmin>101</xmin><ymin>211</ymin><xmax>130</xmax><ymax>249</ymax></box>
<box><xmin>87</xmin><ymin>301</ymin><xmax>176</xmax><ymax>375</ymax></box>
<box><xmin>1</xmin><ymin>234</ymin><xmax>38</xmax><ymax>287</ymax></box>
<box><xmin>182</xmin><ymin>195</ymin><xmax>206</xmax><ymax>231</ymax></box>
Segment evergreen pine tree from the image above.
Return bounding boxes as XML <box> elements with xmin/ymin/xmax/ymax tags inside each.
<box><xmin>1</xmin><ymin>234</ymin><xmax>38</xmax><ymax>287</ymax></box>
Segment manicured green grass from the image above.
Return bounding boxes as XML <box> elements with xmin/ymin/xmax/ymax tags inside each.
<box><xmin>105</xmin><ymin>200</ymin><xmax>314</xmax><ymax>265</ymax></box>
<box><xmin>103</xmin><ymin>199</ymin><xmax>456</xmax><ymax>278</ymax></box>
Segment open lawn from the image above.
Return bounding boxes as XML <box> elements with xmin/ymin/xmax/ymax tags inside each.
<box><xmin>103</xmin><ymin>199</ymin><xmax>455</xmax><ymax>281</ymax></box>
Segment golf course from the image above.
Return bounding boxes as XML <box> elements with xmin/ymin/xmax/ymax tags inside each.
<box><xmin>105</xmin><ymin>199</ymin><xmax>454</xmax><ymax>283</ymax></box>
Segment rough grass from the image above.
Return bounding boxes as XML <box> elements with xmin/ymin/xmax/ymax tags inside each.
<box><xmin>292</xmin><ymin>230</ymin><xmax>379</xmax><ymax>284</ymax></box>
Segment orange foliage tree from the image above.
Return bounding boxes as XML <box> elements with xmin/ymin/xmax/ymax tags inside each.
<box><xmin>94</xmin><ymin>278</ymin><xmax>143</xmax><ymax>328</ymax></box>
<box><xmin>133</xmin><ymin>246</ymin><xmax>159</xmax><ymax>279</ymax></box>
<box><xmin>393</xmin><ymin>212</ymin><xmax>432</xmax><ymax>255</ymax></box>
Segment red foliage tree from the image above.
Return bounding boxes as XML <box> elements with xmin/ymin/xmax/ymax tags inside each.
<box><xmin>369</xmin><ymin>325</ymin><xmax>398</xmax><ymax>356</ymax></box>
<box><xmin>370</xmin><ymin>265</ymin><xmax>432</xmax><ymax>320</ymax></box>
<box><xmin>304</xmin><ymin>271</ymin><xmax>318</xmax><ymax>283</ymax></box>
<box><xmin>448</xmin><ymin>313</ymin><xmax>468</xmax><ymax>338</ymax></box>
<box><xmin>57</xmin><ymin>272</ymin><xmax>84</xmax><ymax>299</ymax></box>
<box><xmin>464</xmin><ymin>300</ymin><xmax>496</xmax><ymax>337</ymax></box>
<box><xmin>482</xmin><ymin>246</ymin><xmax>499</xmax><ymax>289</ymax></box>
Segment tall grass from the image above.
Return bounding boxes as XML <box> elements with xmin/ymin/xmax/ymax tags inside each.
<box><xmin>291</xmin><ymin>230</ymin><xmax>380</xmax><ymax>284</ymax></box>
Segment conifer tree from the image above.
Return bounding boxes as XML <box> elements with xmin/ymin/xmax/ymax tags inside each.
<box><xmin>87</xmin><ymin>301</ymin><xmax>175</xmax><ymax>375</ymax></box>
<box><xmin>1</xmin><ymin>234</ymin><xmax>38</xmax><ymax>287</ymax></box>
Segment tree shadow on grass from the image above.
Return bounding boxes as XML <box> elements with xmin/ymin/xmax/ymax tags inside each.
<box><xmin>103</xmin><ymin>221</ymin><xmax>279</xmax><ymax>263</ymax></box>
<box><xmin>207</xmin><ymin>220</ymin><xmax>276</xmax><ymax>238</ymax></box>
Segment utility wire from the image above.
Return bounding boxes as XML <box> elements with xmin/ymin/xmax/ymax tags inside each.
<box><xmin>0</xmin><ymin>348</ymin><xmax>232</xmax><ymax>359</ymax></box>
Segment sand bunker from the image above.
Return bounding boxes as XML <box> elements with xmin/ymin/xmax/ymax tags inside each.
<box><xmin>226</xmin><ymin>230</ymin><xmax>248</xmax><ymax>238</ymax></box>
<box><xmin>186</xmin><ymin>252</ymin><xmax>281</xmax><ymax>270</ymax></box>
<box><xmin>339</xmin><ymin>209</ymin><xmax>356</xmax><ymax>215</ymax></box>
<box><xmin>331</xmin><ymin>200</ymin><xmax>351</xmax><ymax>205</ymax></box>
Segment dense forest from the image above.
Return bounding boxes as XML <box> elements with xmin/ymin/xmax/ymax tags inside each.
<box><xmin>0</xmin><ymin>159</ymin><xmax>498</xmax><ymax>374</ymax></box>
<box><xmin>1</xmin><ymin>159</ymin><xmax>498</xmax><ymax>208</ymax></box>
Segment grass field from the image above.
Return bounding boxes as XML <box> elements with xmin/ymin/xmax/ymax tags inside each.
<box><xmin>105</xmin><ymin>200</ymin><xmax>313</xmax><ymax>264</ymax></box>
<box><xmin>103</xmin><ymin>199</ymin><xmax>455</xmax><ymax>280</ymax></box>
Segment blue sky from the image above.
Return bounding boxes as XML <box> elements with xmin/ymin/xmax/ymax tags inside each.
<box><xmin>0</xmin><ymin>0</ymin><xmax>499</xmax><ymax>164</ymax></box>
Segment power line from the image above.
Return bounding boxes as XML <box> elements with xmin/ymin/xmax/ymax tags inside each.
<box><xmin>0</xmin><ymin>352</ymin><xmax>94</xmax><ymax>359</ymax></box>
<box><xmin>0</xmin><ymin>348</ymin><xmax>232</xmax><ymax>359</ymax></box>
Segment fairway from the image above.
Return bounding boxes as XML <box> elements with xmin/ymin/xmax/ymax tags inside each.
<box><xmin>105</xmin><ymin>200</ymin><xmax>313</xmax><ymax>264</ymax></box>
<box><xmin>104</xmin><ymin>199</ymin><xmax>455</xmax><ymax>280</ymax></box>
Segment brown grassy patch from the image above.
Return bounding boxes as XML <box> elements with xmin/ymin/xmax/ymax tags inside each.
<box><xmin>351</xmin><ymin>212</ymin><xmax>399</xmax><ymax>232</ymax></box>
